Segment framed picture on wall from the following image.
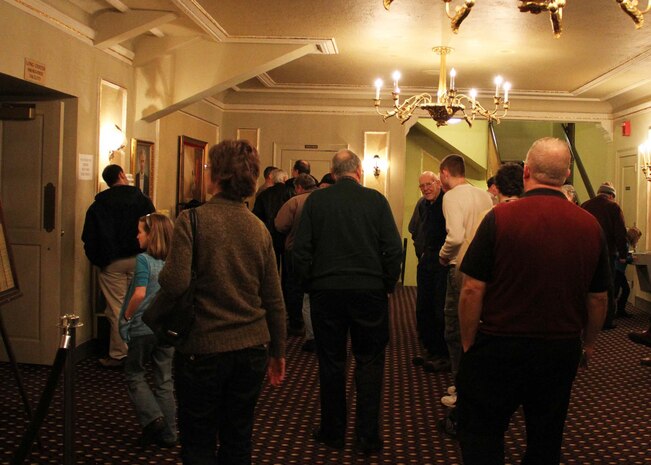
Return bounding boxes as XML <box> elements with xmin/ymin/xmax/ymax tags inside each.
<box><xmin>130</xmin><ymin>139</ymin><xmax>155</xmax><ymax>199</ymax></box>
<box><xmin>177</xmin><ymin>135</ymin><xmax>208</xmax><ymax>215</ymax></box>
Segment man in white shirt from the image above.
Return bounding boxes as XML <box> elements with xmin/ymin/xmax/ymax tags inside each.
<box><xmin>438</xmin><ymin>154</ymin><xmax>493</xmax><ymax>419</ymax></box>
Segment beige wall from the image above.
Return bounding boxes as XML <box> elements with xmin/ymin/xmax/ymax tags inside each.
<box><xmin>4</xmin><ymin>0</ymin><xmax>651</xmax><ymax>356</ymax></box>
<box><xmin>0</xmin><ymin>3</ymin><xmax>134</xmax><ymax>346</ymax></box>
<box><xmin>613</xmin><ymin>110</ymin><xmax>651</xmax><ymax>308</ymax></box>
<box><xmin>157</xmin><ymin>110</ymin><xmax>221</xmax><ymax>216</ymax></box>
<box><xmin>221</xmin><ymin>111</ymin><xmax>408</xmax><ymax>226</ymax></box>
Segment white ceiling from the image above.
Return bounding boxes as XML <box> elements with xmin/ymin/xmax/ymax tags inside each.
<box><xmin>28</xmin><ymin>0</ymin><xmax>651</xmax><ymax>115</ymax></box>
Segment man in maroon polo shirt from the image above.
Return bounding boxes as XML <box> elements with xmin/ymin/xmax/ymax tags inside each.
<box><xmin>455</xmin><ymin>137</ymin><xmax>610</xmax><ymax>465</ymax></box>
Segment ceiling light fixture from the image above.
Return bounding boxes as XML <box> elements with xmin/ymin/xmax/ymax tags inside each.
<box><xmin>373</xmin><ymin>46</ymin><xmax>511</xmax><ymax>127</ymax></box>
<box><xmin>383</xmin><ymin>0</ymin><xmax>650</xmax><ymax>38</ymax></box>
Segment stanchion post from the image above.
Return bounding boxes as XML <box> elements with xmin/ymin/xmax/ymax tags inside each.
<box><xmin>60</xmin><ymin>314</ymin><xmax>82</xmax><ymax>465</ymax></box>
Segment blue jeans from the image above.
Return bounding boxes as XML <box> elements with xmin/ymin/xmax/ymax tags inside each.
<box><xmin>124</xmin><ymin>334</ymin><xmax>177</xmax><ymax>442</ymax></box>
<box><xmin>174</xmin><ymin>346</ymin><xmax>269</xmax><ymax>465</ymax></box>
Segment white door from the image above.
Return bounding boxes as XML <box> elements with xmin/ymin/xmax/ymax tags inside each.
<box><xmin>618</xmin><ymin>153</ymin><xmax>638</xmax><ymax>305</ymax></box>
<box><xmin>0</xmin><ymin>101</ymin><xmax>62</xmax><ymax>365</ymax></box>
<box><xmin>274</xmin><ymin>143</ymin><xmax>348</xmax><ymax>183</ymax></box>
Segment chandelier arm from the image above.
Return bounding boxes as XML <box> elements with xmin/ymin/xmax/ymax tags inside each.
<box><xmin>617</xmin><ymin>0</ymin><xmax>645</xmax><ymax>28</ymax></box>
<box><xmin>444</xmin><ymin>1</ymin><xmax>455</xmax><ymax>20</ymax></box>
<box><xmin>450</xmin><ymin>0</ymin><xmax>475</xmax><ymax>33</ymax></box>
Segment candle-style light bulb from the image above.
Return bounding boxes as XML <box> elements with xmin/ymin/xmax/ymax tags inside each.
<box><xmin>392</xmin><ymin>71</ymin><xmax>401</xmax><ymax>93</ymax></box>
<box><xmin>503</xmin><ymin>82</ymin><xmax>511</xmax><ymax>103</ymax></box>
<box><xmin>494</xmin><ymin>75</ymin><xmax>503</xmax><ymax>97</ymax></box>
<box><xmin>450</xmin><ymin>68</ymin><xmax>456</xmax><ymax>91</ymax></box>
<box><xmin>469</xmin><ymin>88</ymin><xmax>477</xmax><ymax>109</ymax></box>
<box><xmin>374</xmin><ymin>78</ymin><xmax>383</xmax><ymax>100</ymax></box>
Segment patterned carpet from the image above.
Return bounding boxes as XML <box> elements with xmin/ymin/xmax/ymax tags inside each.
<box><xmin>1</xmin><ymin>285</ymin><xmax>651</xmax><ymax>464</ymax></box>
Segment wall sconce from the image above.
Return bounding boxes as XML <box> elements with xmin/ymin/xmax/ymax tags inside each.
<box><xmin>372</xmin><ymin>154</ymin><xmax>382</xmax><ymax>177</ymax></box>
<box><xmin>639</xmin><ymin>140</ymin><xmax>651</xmax><ymax>181</ymax></box>
<box><xmin>100</xmin><ymin>123</ymin><xmax>126</xmax><ymax>163</ymax></box>
<box><xmin>108</xmin><ymin>124</ymin><xmax>125</xmax><ymax>162</ymax></box>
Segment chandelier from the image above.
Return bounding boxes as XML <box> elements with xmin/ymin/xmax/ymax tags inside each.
<box><xmin>373</xmin><ymin>46</ymin><xmax>510</xmax><ymax>127</ymax></box>
<box><xmin>383</xmin><ymin>0</ymin><xmax>651</xmax><ymax>38</ymax></box>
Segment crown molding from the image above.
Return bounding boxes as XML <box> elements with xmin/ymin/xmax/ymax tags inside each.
<box><xmin>6</xmin><ymin>0</ymin><xmax>95</xmax><ymax>43</ymax></box>
<box><xmin>5</xmin><ymin>0</ymin><xmax>134</xmax><ymax>64</ymax></box>
<box><xmin>205</xmin><ymin>98</ymin><xmax>613</xmax><ymax>124</ymax></box>
<box><xmin>245</xmin><ymin>74</ymin><xmax>604</xmax><ymax>103</ymax></box>
<box><xmin>171</xmin><ymin>0</ymin><xmax>338</xmax><ymax>55</ymax></box>
<box><xmin>170</xmin><ymin>0</ymin><xmax>227</xmax><ymax>41</ymax></box>
<box><xmin>572</xmin><ymin>48</ymin><xmax>651</xmax><ymax>97</ymax></box>
<box><xmin>613</xmin><ymin>101</ymin><xmax>651</xmax><ymax>120</ymax></box>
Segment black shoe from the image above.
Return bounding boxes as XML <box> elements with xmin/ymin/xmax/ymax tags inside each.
<box><xmin>98</xmin><ymin>357</ymin><xmax>124</xmax><ymax>368</ymax></box>
<box><xmin>437</xmin><ymin>417</ymin><xmax>457</xmax><ymax>439</ymax></box>
<box><xmin>423</xmin><ymin>358</ymin><xmax>451</xmax><ymax>373</ymax></box>
<box><xmin>602</xmin><ymin>322</ymin><xmax>617</xmax><ymax>330</ymax></box>
<box><xmin>157</xmin><ymin>437</ymin><xmax>177</xmax><ymax>448</ymax></box>
<box><xmin>311</xmin><ymin>428</ymin><xmax>344</xmax><ymax>450</ymax></box>
<box><xmin>412</xmin><ymin>355</ymin><xmax>425</xmax><ymax>366</ymax></box>
<box><xmin>287</xmin><ymin>325</ymin><xmax>305</xmax><ymax>337</ymax></box>
<box><xmin>355</xmin><ymin>436</ymin><xmax>383</xmax><ymax>455</ymax></box>
<box><xmin>616</xmin><ymin>310</ymin><xmax>633</xmax><ymax>318</ymax></box>
<box><xmin>140</xmin><ymin>417</ymin><xmax>165</xmax><ymax>447</ymax></box>
<box><xmin>629</xmin><ymin>331</ymin><xmax>651</xmax><ymax>348</ymax></box>
<box><xmin>302</xmin><ymin>339</ymin><xmax>316</xmax><ymax>352</ymax></box>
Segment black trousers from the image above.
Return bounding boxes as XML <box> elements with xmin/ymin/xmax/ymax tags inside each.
<box><xmin>614</xmin><ymin>269</ymin><xmax>630</xmax><ymax>313</ymax></box>
<box><xmin>283</xmin><ymin>249</ymin><xmax>305</xmax><ymax>330</ymax></box>
<box><xmin>174</xmin><ymin>346</ymin><xmax>268</xmax><ymax>465</ymax></box>
<box><xmin>457</xmin><ymin>333</ymin><xmax>581</xmax><ymax>465</ymax></box>
<box><xmin>415</xmin><ymin>257</ymin><xmax>448</xmax><ymax>357</ymax></box>
<box><xmin>605</xmin><ymin>256</ymin><xmax>617</xmax><ymax>324</ymax></box>
<box><xmin>310</xmin><ymin>289</ymin><xmax>389</xmax><ymax>442</ymax></box>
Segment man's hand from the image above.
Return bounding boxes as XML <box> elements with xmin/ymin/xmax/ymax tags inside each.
<box><xmin>267</xmin><ymin>357</ymin><xmax>286</xmax><ymax>387</ymax></box>
<box><xmin>439</xmin><ymin>256</ymin><xmax>451</xmax><ymax>267</ymax></box>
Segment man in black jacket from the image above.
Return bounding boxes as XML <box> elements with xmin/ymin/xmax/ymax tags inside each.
<box><xmin>294</xmin><ymin>149</ymin><xmax>402</xmax><ymax>454</ymax></box>
<box><xmin>408</xmin><ymin>171</ymin><xmax>449</xmax><ymax>373</ymax></box>
<box><xmin>252</xmin><ymin>169</ymin><xmax>289</xmax><ymax>271</ymax></box>
<box><xmin>82</xmin><ymin>164</ymin><xmax>155</xmax><ymax>367</ymax></box>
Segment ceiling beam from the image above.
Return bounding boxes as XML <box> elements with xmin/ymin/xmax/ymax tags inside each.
<box><xmin>93</xmin><ymin>9</ymin><xmax>177</xmax><ymax>49</ymax></box>
<box><xmin>135</xmin><ymin>39</ymin><xmax>317</xmax><ymax>121</ymax></box>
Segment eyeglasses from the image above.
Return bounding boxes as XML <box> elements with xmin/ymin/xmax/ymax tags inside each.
<box><xmin>418</xmin><ymin>181</ymin><xmax>437</xmax><ymax>190</ymax></box>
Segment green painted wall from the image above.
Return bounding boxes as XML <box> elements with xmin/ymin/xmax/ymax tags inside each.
<box><xmin>401</xmin><ymin>119</ymin><xmax>614</xmax><ymax>288</ymax></box>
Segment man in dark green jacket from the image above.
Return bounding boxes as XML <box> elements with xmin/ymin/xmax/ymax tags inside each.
<box><xmin>293</xmin><ymin>149</ymin><xmax>402</xmax><ymax>455</ymax></box>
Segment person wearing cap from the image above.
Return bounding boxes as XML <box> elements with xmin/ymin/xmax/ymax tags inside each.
<box><xmin>581</xmin><ymin>181</ymin><xmax>628</xmax><ymax>326</ymax></box>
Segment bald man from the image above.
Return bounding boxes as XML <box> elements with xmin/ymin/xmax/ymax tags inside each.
<box><xmin>455</xmin><ymin>137</ymin><xmax>609</xmax><ymax>464</ymax></box>
<box><xmin>294</xmin><ymin>149</ymin><xmax>402</xmax><ymax>454</ymax></box>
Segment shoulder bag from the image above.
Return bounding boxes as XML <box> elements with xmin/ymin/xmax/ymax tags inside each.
<box><xmin>142</xmin><ymin>208</ymin><xmax>198</xmax><ymax>347</ymax></box>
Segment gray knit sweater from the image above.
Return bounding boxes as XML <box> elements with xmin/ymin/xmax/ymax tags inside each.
<box><xmin>158</xmin><ymin>195</ymin><xmax>286</xmax><ymax>358</ymax></box>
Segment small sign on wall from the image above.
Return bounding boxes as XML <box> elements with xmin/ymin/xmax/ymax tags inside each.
<box><xmin>24</xmin><ymin>58</ymin><xmax>46</xmax><ymax>84</ymax></box>
<box><xmin>78</xmin><ymin>154</ymin><xmax>94</xmax><ymax>181</ymax></box>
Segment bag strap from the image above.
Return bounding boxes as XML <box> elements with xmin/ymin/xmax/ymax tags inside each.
<box><xmin>189</xmin><ymin>208</ymin><xmax>198</xmax><ymax>281</ymax></box>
